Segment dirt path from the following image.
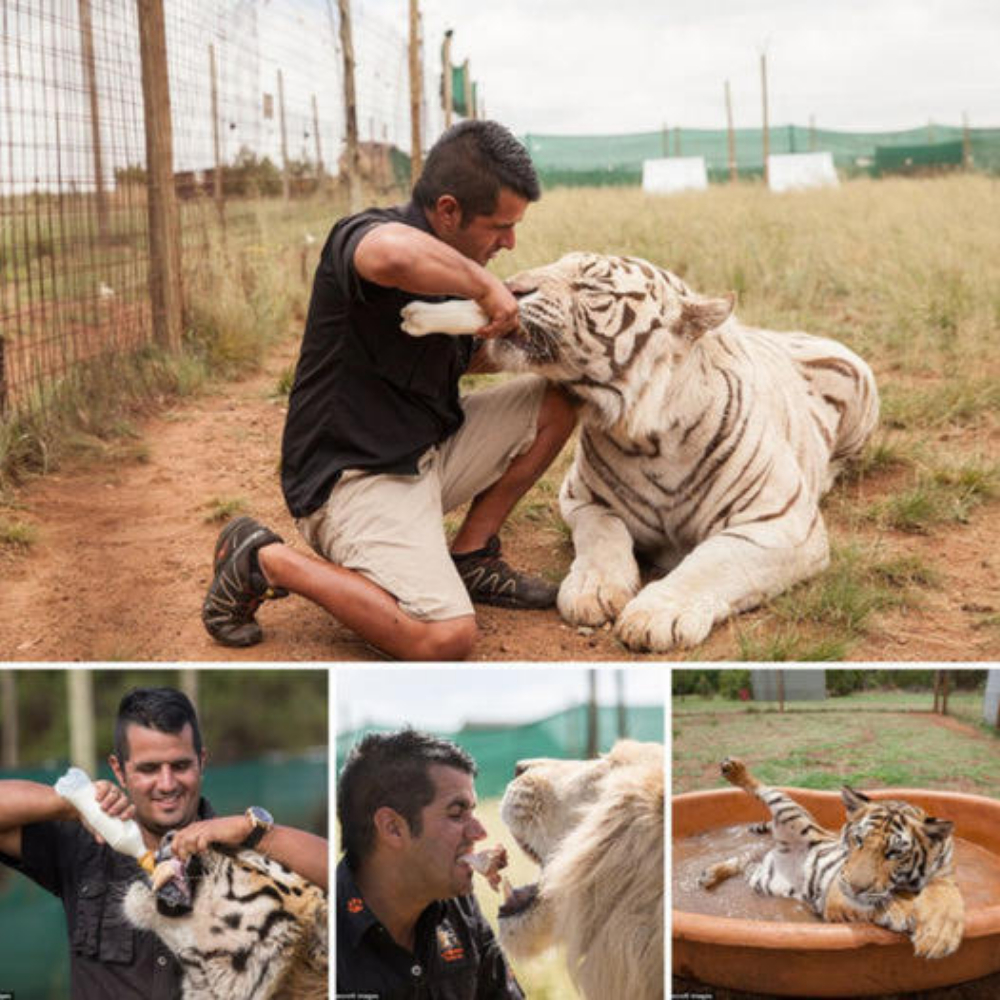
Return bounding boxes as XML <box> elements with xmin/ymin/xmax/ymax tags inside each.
<box><xmin>2</xmin><ymin>337</ymin><xmax>999</xmax><ymax>663</ymax></box>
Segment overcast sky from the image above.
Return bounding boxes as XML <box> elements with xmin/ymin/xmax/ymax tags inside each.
<box><xmin>361</xmin><ymin>0</ymin><xmax>1000</xmax><ymax>135</ymax></box>
<box><xmin>336</xmin><ymin>666</ymin><xmax>667</xmax><ymax>733</ymax></box>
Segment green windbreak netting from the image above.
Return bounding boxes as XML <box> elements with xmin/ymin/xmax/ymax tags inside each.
<box><xmin>521</xmin><ymin>123</ymin><xmax>1000</xmax><ymax>186</ymax></box>
<box><xmin>336</xmin><ymin>702</ymin><xmax>665</xmax><ymax>800</ymax></box>
<box><xmin>0</xmin><ymin>754</ymin><xmax>327</xmax><ymax>998</ymax></box>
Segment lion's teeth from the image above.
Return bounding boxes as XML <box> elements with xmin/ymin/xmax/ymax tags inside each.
<box><xmin>502</xmin><ymin>876</ymin><xmax>514</xmax><ymax>903</ymax></box>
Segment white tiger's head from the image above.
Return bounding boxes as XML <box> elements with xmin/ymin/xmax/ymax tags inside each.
<box><xmin>490</xmin><ymin>252</ymin><xmax>734</xmax><ymax>432</ymax></box>
<box><xmin>123</xmin><ymin>842</ymin><xmax>328</xmax><ymax>999</ymax></box>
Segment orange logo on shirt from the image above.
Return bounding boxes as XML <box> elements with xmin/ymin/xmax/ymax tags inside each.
<box><xmin>347</xmin><ymin>897</ymin><xmax>364</xmax><ymax>914</ymax></box>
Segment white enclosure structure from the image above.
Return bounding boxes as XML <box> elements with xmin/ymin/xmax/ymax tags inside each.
<box><xmin>767</xmin><ymin>151</ymin><xmax>839</xmax><ymax>192</ymax></box>
<box><xmin>642</xmin><ymin>156</ymin><xmax>709</xmax><ymax>194</ymax></box>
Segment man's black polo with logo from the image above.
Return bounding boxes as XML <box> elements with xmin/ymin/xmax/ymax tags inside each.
<box><xmin>337</xmin><ymin>859</ymin><xmax>524</xmax><ymax>1000</ymax></box>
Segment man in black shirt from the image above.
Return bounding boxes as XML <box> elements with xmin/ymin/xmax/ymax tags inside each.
<box><xmin>337</xmin><ymin>729</ymin><xmax>523</xmax><ymax>999</ymax></box>
<box><xmin>202</xmin><ymin>120</ymin><xmax>576</xmax><ymax>661</ymax></box>
<box><xmin>0</xmin><ymin>687</ymin><xmax>328</xmax><ymax>999</ymax></box>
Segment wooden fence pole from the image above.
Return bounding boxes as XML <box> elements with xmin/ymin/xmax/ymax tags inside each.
<box><xmin>0</xmin><ymin>335</ymin><xmax>8</xmax><ymax>415</ymax></box>
<box><xmin>408</xmin><ymin>0</ymin><xmax>423</xmax><ymax>186</ymax></box>
<box><xmin>1</xmin><ymin>671</ymin><xmax>18</xmax><ymax>769</ymax></box>
<box><xmin>137</xmin><ymin>0</ymin><xmax>183</xmax><ymax>352</ymax></box>
<box><xmin>462</xmin><ymin>58</ymin><xmax>473</xmax><ymax>121</ymax></box>
<box><xmin>761</xmin><ymin>51</ymin><xmax>770</xmax><ymax>187</ymax></box>
<box><xmin>725</xmin><ymin>79</ymin><xmax>737</xmax><ymax>182</ymax></box>
<box><xmin>67</xmin><ymin>669</ymin><xmax>96</xmax><ymax>776</ymax></box>
<box><xmin>77</xmin><ymin>0</ymin><xmax>110</xmax><ymax>242</ymax></box>
<box><xmin>337</xmin><ymin>0</ymin><xmax>362</xmax><ymax>212</ymax></box>
<box><xmin>312</xmin><ymin>94</ymin><xmax>326</xmax><ymax>181</ymax></box>
<box><xmin>442</xmin><ymin>30</ymin><xmax>453</xmax><ymax>129</ymax></box>
<box><xmin>277</xmin><ymin>69</ymin><xmax>290</xmax><ymax>201</ymax></box>
<box><xmin>209</xmin><ymin>44</ymin><xmax>225</xmax><ymax>222</ymax></box>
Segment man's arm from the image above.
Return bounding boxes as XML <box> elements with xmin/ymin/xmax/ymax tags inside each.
<box><xmin>0</xmin><ymin>778</ymin><xmax>136</xmax><ymax>859</ymax></box>
<box><xmin>0</xmin><ymin>780</ymin><xmax>78</xmax><ymax>859</ymax></box>
<box><xmin>354</xmin><ymin>223</ymin><xmax>519</xmax><ymax>339</ymax></box>
<box><xmin>169</xmin><ymin>816</ymin><xmax>329</xmax><ymax>891</ymax></box>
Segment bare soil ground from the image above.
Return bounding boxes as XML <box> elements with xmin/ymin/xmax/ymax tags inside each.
<box><xmin>2</xmin><ymin>337</ymin><xmax>999</xmax><ymax>663</ymax></box>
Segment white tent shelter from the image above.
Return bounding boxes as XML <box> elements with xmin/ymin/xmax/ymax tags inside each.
<box><xmin>767</xmin><ymin>151</ymin><xmax>839</xmax><ymax>193</ymax></box>
<box><xmin>642</xmin><ymin>156</ymin><xmax>708</xmax><ymax>194</ymax></box>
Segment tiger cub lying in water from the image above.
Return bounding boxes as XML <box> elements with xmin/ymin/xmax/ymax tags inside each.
<box><xmin>123</xmin><ymin>836</ymin><xmax>328</xmax><ymax>999</ymax></box>
<box><xmin>698</xmin><ymin>758</ymin><xmax>964</xmax><ymax>958</ymax></box>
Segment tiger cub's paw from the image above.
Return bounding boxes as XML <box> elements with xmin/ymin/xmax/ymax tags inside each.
<box><xmin>557</xmin><ymin>566</ymin><xmax>637</xmax><ymax>627</ymax></box>
<box><xmin>720</xmin><ymin>757</ymin><xmax>750</xmax><ymax>787</ymax></box>
<box><xmin>697</xmin><ymin>863</ymin><xmax>731</xmax><ymax>890</ymax></box>
<box><xmin>911</xmin><ymin>900</ymin><xmax>964</xmax><ymax>959</ymax></box>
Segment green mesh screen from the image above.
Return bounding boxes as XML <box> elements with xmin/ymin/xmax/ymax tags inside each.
<box><xmin>0</xmin><ymin>754</ymin><xmax>327</xmax><ymax>997</ymax></box>
<box><xmin>336</xmin><ymin>703</ymin><xmax>664</xmax><ymax>800</ymax></box>
<box><xmin>520</xmin><ymin>123</ymin><xmax>1000</xmax><ymax>186</ymax></box>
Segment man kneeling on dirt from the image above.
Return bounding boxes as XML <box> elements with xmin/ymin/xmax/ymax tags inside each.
<box><xmin>201</xmin><ymin>119</ymin><xmax>575</xmax><ymax>661</ymax></box>
<box><xmin>337</xmin><ymin>728</ymin><xmax>523</xmax><ymax>998</ymax></box>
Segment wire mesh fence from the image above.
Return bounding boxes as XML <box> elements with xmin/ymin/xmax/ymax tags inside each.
<box><xmin>0</xmin><ymin>0</ymin><xmax>436</xmax><ymax>418</ymax></box>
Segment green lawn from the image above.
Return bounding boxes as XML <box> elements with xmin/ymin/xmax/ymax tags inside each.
<box><xmin>673</xmin><ymin>689</ymin><xmax>1000</xmax><ymax>796</ymax></box>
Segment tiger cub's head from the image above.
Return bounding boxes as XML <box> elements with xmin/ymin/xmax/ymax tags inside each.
<box><xmin>488</xmin><ymin>252</ymin><xmax>734</xmax><ymax>429</ymax></box>
<box><xmin>122</xmin><ymin>842</ymin><xmax>328</xmax><ymax>1000</ymax></box>
<box><xmin>837</xmin><ymin>787</ymin><xmax>955</xmax><ymax>911</ymax></box>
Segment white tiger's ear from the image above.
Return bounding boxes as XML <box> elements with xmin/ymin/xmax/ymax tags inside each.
<box><xmin>841</xmin><ymin>785</ymin><xmax>871</xmax><ymax>816</ymax></box>
<box><xmin>678</xmin><ymin>292</ymin><xmax>735</xmax><ymax>340</ymax></box>
<box><xmin>923</xmin><ymin>817</ymin><xmax>954</xmax><ymax>842</ymax></box>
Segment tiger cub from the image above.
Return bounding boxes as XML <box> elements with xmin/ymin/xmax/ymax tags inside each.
<box><xmin>123</xmin><ymin>843</ymin><xmax>328</xmax><ymax>999</ymax></box>
<box><xmin>698</xmin><ymin>757</ymin><xmax>964</xmax><ymax>958</ymax></box>
<box><xmin>401</xmin><ymin>252</ymin><xmax>879</xmax><ymax>653</ymax></box>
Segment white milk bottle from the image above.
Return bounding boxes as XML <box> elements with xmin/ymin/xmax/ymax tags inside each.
<box><xmin>54</xmin><ymin>767</ymin><xmax>155</xmax><ymax>872</ymax></box>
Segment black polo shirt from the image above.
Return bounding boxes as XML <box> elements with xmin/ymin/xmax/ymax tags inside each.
<box><xmin>0</xmin><ymin>797</ymin><xmax>215</xmax><ymax>1000</ymax></box>
<box><xmin>281</xmin><ymin>201</ymin><xmax>477</xmax><ymax>519</ymax></box>
<box><xmin>337</xmin><ymin>859</ymin><xmax>524</xmax><ymax>1000</ymax></box>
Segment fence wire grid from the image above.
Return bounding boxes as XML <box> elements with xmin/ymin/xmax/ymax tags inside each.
<box><xmin>0</xmin><ymin>0</ymin><xmax>437</xmax><ymax>417</ymax></box>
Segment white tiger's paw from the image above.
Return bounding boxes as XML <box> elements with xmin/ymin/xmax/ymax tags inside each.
<box><xmin>557</xmin><ymin>566</ymin><xmax>638</xmax><ymax>627</ymax></box>
<box><xmin>614</xmin><ymin>592</ymin><xmax>725</xmax><ymax>652</ymax></box>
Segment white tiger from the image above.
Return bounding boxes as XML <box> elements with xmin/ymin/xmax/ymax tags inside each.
<box><xmin>401</xmin><ymin>252</ymin><xmax>879</xmax><ymax>652</ymax></box>
<box><xmin>123</xmin><ymin>842</ymin><xmax>328</xmax><ymax>999</ymax></box>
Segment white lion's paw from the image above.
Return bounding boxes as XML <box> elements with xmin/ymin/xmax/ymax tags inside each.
<box><xmin>557</xmin><ymin>566</ymin><xmax>638</xmax><ymax>627</ymax></box>
<box><xmin>614</xmin><ymin>591</ymin><xmax>725</xmax><ymax>652</ymax></box>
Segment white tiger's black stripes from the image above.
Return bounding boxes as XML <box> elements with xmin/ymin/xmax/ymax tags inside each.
<box><xmin>401</xmin><ymin>250</ymin><xmax>879</xmax><ymax>651</ymax></box>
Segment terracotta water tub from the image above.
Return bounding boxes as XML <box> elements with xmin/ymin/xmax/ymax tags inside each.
<box><xmin>673</xmin><ymin>787</ymin><xmax>1000</xmax><ymax>997</ymax></box>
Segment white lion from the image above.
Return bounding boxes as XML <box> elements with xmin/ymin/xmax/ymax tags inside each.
<box><xmin>498</xmin><ymin>739</ymin><xmax>664</xmax><ymax>1000</ymax></box>
<box><xmin>402</xmin><ymin>252</ymin><xmax>879</xmax><ymax>652</ymax></box>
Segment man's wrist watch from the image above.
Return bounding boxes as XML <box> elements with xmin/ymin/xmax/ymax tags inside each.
<box><xmin>241</xmin><ymin>805</ymin><xmax>274</xmax><ymax>850</ymax></box>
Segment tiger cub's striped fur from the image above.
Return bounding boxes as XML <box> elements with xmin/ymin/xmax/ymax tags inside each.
<box><xmin>123</xmin><ymin>845</ymin><xmax>328</xmax><ymax>999</ymax></box>
<box><xmin>699</xmin><ymin>757</ymin><xmax>964</xmax><ymax>958</ymax></box>
<box><xmin>403</xmin><ymin>252</ymin><xmax>879</xmax><ymax>652</ymax></box>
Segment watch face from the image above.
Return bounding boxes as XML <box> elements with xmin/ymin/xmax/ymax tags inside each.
<box><xmin>249</xmin><ymin>805</ymin><xmax>274</xmax><ymax>827</ymax></box>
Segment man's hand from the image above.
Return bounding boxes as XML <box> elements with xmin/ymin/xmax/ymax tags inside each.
<box><xmin>79</xmin><ymin>780</ymin><xmax>135</xmax><ymax>845</ymax></box>
<box><xmin>474</xmin><ymin>278</ymin><xmax>520</xmax><ymax>339</ymax></box>
<box><xmin>169</xmin><ymin>815</ymin><xmax>254</xmax><ymax>861</ymax></box>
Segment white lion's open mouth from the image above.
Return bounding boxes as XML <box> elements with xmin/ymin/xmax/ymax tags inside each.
<box><xmin>499</xmin><ymin>878</ymin><xmax>539</xmax><ymax>919</ymax></box>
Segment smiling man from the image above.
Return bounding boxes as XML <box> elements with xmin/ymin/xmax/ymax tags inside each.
<box><xmin>0</xmin><ymin>686</ymin><xmax>326</xmax><ymax>1000</ymax></box>
<box><xmin>202</xmin><ymin>119</ymin><xmax>577</xmax><ymax>662</ymax></box>
<box><xmin>337</xmin><ymin>728</ymin><xmax>523</xmax><ymax>998</ymax></box>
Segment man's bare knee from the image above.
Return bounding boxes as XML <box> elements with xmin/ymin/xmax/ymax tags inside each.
<box><xmin>411</xmin><ymin>616</ymin><xmax>478</xmax><ymax>661</ymax></box>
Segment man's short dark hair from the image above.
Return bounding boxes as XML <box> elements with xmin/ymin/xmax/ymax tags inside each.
<box><xmin>114</xmin><ymin>687</ymin><xmax>203</xmax><ymax>763</ymax></box>
<box><xmin>338</xmin><ymin>728</ymin><xmax>477</xmax><ymax>868</ymax></box>
<box><xmin>412</xmin><ymin>119</ymin><xmax>540</xmax><ymax>222</ymax></box>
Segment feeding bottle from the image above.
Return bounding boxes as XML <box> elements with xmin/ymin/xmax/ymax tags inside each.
<box><xmin>55</xmin><ymin>767</ymin><xmax>155</xmax><ymax>873</ymax></box>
